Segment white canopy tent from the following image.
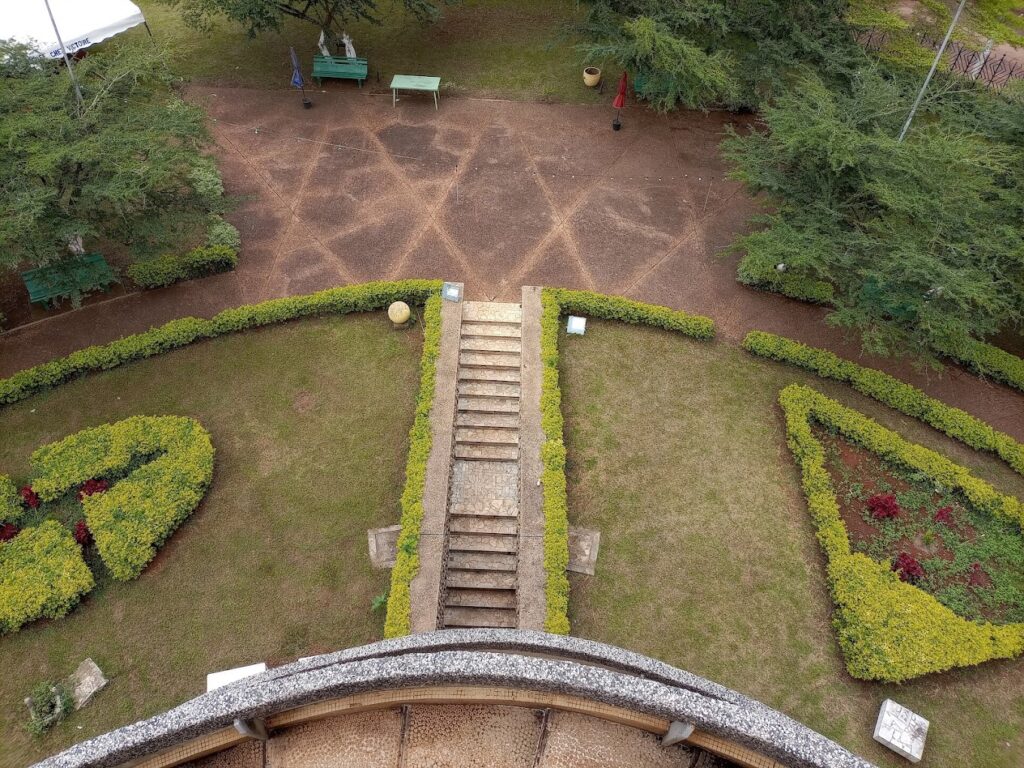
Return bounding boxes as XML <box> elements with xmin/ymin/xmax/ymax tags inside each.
<box><xmin>2</xmin><ymin>0</ymin><xmax>147</xmax><ymax>59</ymax></box>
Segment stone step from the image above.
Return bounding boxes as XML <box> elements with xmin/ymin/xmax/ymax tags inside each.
<box><xmin>454</xmin><ymin>444</ymin><xmax>519</xmax><ymax>461</ymax></box>
<box><xmin>449</xmin><ymin>515</ymin><xmax>518</xmax><ymax>535</ymax></box>
<box><xmin>455</xmin><ymin>427</ymin><xmax>519</xmax><ymax>446</ymax></box>
<box><xmin>446</xmin><ymin>569</ymin><xmax>517</xmax><ymax>590</ymax></box>
<box><xmin>450</xmin><ymin>500</ymin><xmax>519</xmax><ymax>518</ymax></box>
<box><xmin>461</xmin><ymin>321</ymin><xmax>521</xmax><ymax>339</ymax></box>
<box><xmin>462</xmin><ymin>302</ymin><xmax>522</xmax><ymax>324</ymax></box>
<box><xmin>458</xmin><ymin>381</ymin><xmax>521</xmax><ymax>399</ymax></box>
<box><xmin>457</xmin><ymin>396</ymin><xmax>520</xmax><ymax>414</ymax></box>
<box><xmin>443</xmin><ymin>587</ymin><xmax>517</xmax><ymax>609</ymax></box>
<box><xmin>442</xmin><ymin>606</ymin><xmax>517</xmax><ymax>629</ymax></box>
<box><xmin>447</xmin><ymin>551</ymin><xmax>517</xmax><ymax>571</ymax></box>
<box><xmin>450</xmin><ymin>532</ymin><xmax>519</xmax><ymax>554</ymax></box>
<box><xmin>456</xmin><ymin>411</ymin><xmax>520</xmax><ymax>429</ymax></box>
<box><xmin>460</xmin><ymin>336</ymin><xmax>522</xmax><ymax>354</ymax></box>
<box><xmin>458</xmin><ymin>367</ymin><xmax>521</xmax><ymax>383</ymax></box>
<box><xmin>459</xmin><ymin>351</ymin><xmax>521</xmax><ymax>369</ymax></box>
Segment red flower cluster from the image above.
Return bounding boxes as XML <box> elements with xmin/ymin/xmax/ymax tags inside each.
<box><xmin>73</xmin><ymin>519</ymin><xmax>93</xmax><ymax>547</ymax></box>
<box><xmin>867</xmin><ymin>493</ymin><xmax>901</xmax><ymax>520</ymax></box>
<box><xmin>77</xmin><ymin>478</ymin><xmax>109</xmax><ymax>502</ymax></box>
<box><xmin>968</xmin><ymin>561</ymin><xmax>987</xmax><ymax>587</ymax></box>
<box><xmin>933</xmin><ymin>506</ymin><xmax>954</xmax><ymax>525</ymax></box>
<box><xmin>893</xmin><ymin>552</ymin><xmax>925</xmax><ymax>582</ymax></box>
<box><xmin>0</xmin><ymin>523</ymin><xmax>19</xmax><ymax>542</ymax></box>
<box><xmin>19</xmin><ymin>486</ymin><xmax>40</xmax><ymax>509</ymax></box>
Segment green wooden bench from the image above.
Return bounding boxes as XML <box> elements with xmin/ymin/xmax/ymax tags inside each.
<box><xmin>312</xmin><ymin>55</ymin><xmax>368</xmax><ymax>87</ymax></box>
<box><xmin>22</xmin><ymin>253</ymin><xmax>117</xmax><ymax>308</ymax></box>
<box><xmin>390</xmin><ymin>75</ymin><xmax>441</xmax><ymax>109</ymax></box>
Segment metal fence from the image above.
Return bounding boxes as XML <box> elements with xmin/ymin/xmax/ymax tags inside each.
<box><xmin>857</xmin><ymin>30</ymin><xmax>1024</xmax><ymax>89</ymax></box>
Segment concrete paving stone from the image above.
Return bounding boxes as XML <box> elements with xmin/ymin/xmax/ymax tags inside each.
<box><xmin>265</xmin><ymin>709</ymin><xmax>402</xmax><ymax>767</ymax></box>
<box><xmin>403</xmin><ymin>704</ymin><xmax>540</xmax><ymax>768</ymax></box>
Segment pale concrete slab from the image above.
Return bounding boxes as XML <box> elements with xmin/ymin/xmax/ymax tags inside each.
<box><xmin>568</xmin><ymin>527</ymin><xmax>601</xmax><ymax>576</ymax></box>
<box><xmin>367</xmin><ymin>525</ymin><xmax>401</xmax><ymax>568</ymax></box>
<box><xmin>67</xmin><ymin>658</ymin><xmax>107</xmax><ymax>710</ymax></box>
<box><xmin>873</xmin><ymin>699</ymin><xmax>928</xmax><ymax>763</ymax></box>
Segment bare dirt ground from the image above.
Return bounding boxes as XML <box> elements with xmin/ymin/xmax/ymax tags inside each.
<box><xmin>0</xmin><ymin>85</ymin><xmax>1021</xmax><ymax>439</ymax></box>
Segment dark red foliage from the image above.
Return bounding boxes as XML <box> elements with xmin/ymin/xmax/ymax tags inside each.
<box><xmin>968</xmin><ymin>561</ymin><xmax>987</xmax><ymax>587</ymax></box>
<box><xmin>73</xmin><ymin>520</ymin><xmax>93</xmax><ymax>547</ymax></box>
<box><xmin>19</xmin><ymin>486</ymin><xmax>40</xmax><ymax>509</ymax></box>
<box><xmin>934</xmin><ymin>506</ymin><xmax>954</xmax><ymax>525</ymax></box>
<box><xmin>893</xmin><ymin>552</ymin><xmax>925</xmax><ymax>582</ymax></box>
<box><xmin>867</xmin><ymin>493</ymin><xmax>901</xmax><ymax>520</ymax></box>
<box><xmin>76</xmin><ymin>478</ymin><xmax>109</xmax><ymax>502</ymax></box>
<box><xmin>0</xmin><ymin>523</ymin><xmax>19</xmax><ymax>542</ymax></box>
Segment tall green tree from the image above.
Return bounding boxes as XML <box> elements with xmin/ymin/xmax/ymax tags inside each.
<box><xmin>723</xmin><ymin>68</ymin><xmax>1024</xmax><ymax>358</ymax></box>
<box><xmin>0</xmin><ymin>41</ymin><xmax>223</xmax><ymax>269</ymax></box>
<box><xmin>157</xmin><ymin>0</ymin><xmax>439</xmax><ymax>39</ymax></box>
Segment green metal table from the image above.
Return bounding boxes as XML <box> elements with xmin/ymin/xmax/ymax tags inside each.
<box><xmin>390</xmin><ymin>75</ymin><xmax>441</xmax><ymax>110</ymax></box>
<box><xmin>22</xmin><ymin>253</ymin><xmax>117</xmax><ymax>307</ymax></box>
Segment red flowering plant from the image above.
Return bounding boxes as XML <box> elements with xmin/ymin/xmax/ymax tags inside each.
<box><xmin>867</xmin><ymin>493</ymin><xmax>900</xmax><ymax>520</ymax></box>
<box><xmin>893</xmin><ymin>552</ymin><xmax>925</xmax><ymax>582</ymax></box>
<box><xmin>73</xmin><ymin>520</ymin><xmax>93</xmax><ymax>548</ymax></box>
<box><xmin>968</xmin><ymin>561</ymin><xmax>987</xmax><ymax>587</ymax></box>
<box><xmin>0</xmin><ymin>523</ymin><xmax>19</xmax><ymax>542</ymax></box>
<box><xmin>19</xmin><ymin>485</ymin><xmax>41</xmax><ymax>509</ymax></box>
<box><xmin>933</xmin><ymin>506</ymin><xmax>954</xmax><ymax>525</ymax></box>
<box><xmin>76</xmin><ymin>478</ymin><xmax>109</xmax><ymax>502</ymax></box>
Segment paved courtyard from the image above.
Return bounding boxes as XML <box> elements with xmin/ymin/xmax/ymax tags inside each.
<box><xmin>0</xmin><ymin>86</ymin><xmax>1021</xmax><ymax>439</ymax></box>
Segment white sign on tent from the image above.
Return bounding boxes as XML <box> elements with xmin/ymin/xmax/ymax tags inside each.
<box><xmin>1</xmin><ymin>0</ymin><xmax>147</xmax><ymax>59</ymax></box>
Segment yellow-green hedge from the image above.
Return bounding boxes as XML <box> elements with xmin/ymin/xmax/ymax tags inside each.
<box><xmin>0</xmin><ymin>280</ymin><xmax>443</xmax><ymax>408</ymax></box>
<box><xmin>0</xmin><ymin>521</ymin><xmax>94</xmax><ymax>634</ymax></box>
<box><xmin>383</xmin><ymin>294</ymin><xmax>442</xmax><ymax>638</ymax></box>
<box><xmin>545</xmin><ymin>288</ymin><xmax>715</xmax><ymax>340</ymax></box>
<box><xmin>780</xmin><ymin>383</ymin><xmax>1024</xmax><ymax>681</ymax></box>
<box><xmin>31</xmin><ymin>416</ymin><xmax>215</xmax><ymax>581</ymax></box>
<box><xmin>745</xmin><ymin>331</ymin><xmax>1024</xmax><ymax>476</ymax></box>
<box><xmin>0</xmin><ymin>475</ymin><xmax>21</xmax><ymax>524</ymax></box>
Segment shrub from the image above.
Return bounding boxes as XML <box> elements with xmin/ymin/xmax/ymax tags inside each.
<box><xmin>0</xmin><ymin>524</ymin><xmax>18</xmax><ymax>542</ymax></box>
<box><xmin>892</xmin><ymin>552</ymin><xmax>924</xmax><ymax>582</ymax></box>
<box><xmin>30</xmin><ymin>416</ymin><xmax>215</xmax><ymax>581</ymax></box>
<box><xmin>25</xmin><ymin>680</ymin><xmax>74</xmax><ymax>736</ymax></box>
<box><xmin>127</xmin><ymin>245</ymin><xmax>238</xmax><ymax>290</ymax></box>
<box><xmin>206</xmin><ymin>217</ymin><xmax>242</xmax><ymax>251</ymax></box>
<box><xmin>0</xmin><ymin>520</ymin><xmax>94</xmax><ymax>634</ymax></box>
<box><xmin>743</xmin><ymin>331</ymin><xmax>1024</xmax><ymax>476</ymax></box>
<box><xmin>0</xmin><ymin>475</ymin><xmax>21</xmax><ymax>523</ymax></box>
<box><xmin>384</xmin><ymin>295</ymin><xmax>442</xmax><ymax>638</ymax></box>
<box><xmin>867</xmin><ymin>493</ymin><xmax>900</xmax><ymax>520</ymax></box>
<box><xmin>780</xmin><ymin>383</ymin><xmax>1024</xmax><ymax>681</ymax></box>
<box><xmin>736</xmin><ymin>251</ymin><xmax>836</xmax><ymax>304</ymax></box>
<box><xmin>934</xmin><ymin>506</ymin><xmax>954</xmax><ymax>525</ymax></box>
<box><xmin>76</xmin><ymin>478</ymin><xmax>108</xmax><ymax>501</ymax></box>
<box><xmin>73</xmin><ymin>520</ymin><xmax>92</xmax><ymax>547</ymax></box>
<box><xmin>942</xmin><ymin>338</ymin><xmax>1024</xmax><ymax>394</ymax></box>
<box><xmin>545</xmin><ymin>288</ymin><xmax>715</xmax><ymax>340</ymax></box>
<box><xmin>0</xmin><ymin>280</ymin><xmax>442</xmax><ymax>408</ymax></box>
<box><xmin>20</xmin><ymin>486</ymin><xmax>40</xmax><ymax>509</ymax></box>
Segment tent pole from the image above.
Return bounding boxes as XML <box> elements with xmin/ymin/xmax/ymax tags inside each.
<box><xmin>42</xmin><ymin>0</ymin><xmax>84</xmax><ymax>108</ymax></box>
<box><xmin>144</xmin><ymin>22</ymin><xmax>154</xmax><ymax>38</ymax></box>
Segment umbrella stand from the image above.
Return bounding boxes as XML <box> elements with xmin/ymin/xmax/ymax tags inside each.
<box><xmin>611</xmin><ymin>71</ymin><xmax>627</xmax><ymax>131</ymax></box>
<box><xmin>613</xmin><ymin>109</ymin><xmax>621</xmax><ymax>131</ymax></box>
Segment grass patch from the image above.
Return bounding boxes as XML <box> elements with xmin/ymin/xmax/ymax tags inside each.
<box><xmin>134</xmin><ymin>0</ymin><xmax>607</xmax><ymax>102</ymax></box>
<box><xmin>561</xmin><ymin>319</ymin><xmax>1024</xmax><ymax>767</ymax></box>
<box><xmin>0</xmin><ymin>313</ymin><xmax>421</xmax><ymax>766</ymax></box>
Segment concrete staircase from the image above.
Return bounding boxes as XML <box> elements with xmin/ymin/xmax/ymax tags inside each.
<box><xmin>441</xmin><ymin>301</ymin><xmax>523</xmax><ymax>629</ymax></box>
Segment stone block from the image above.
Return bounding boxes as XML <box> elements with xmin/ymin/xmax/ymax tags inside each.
<box><xmin>568</xmin><ymin>527</ymin><xmax>601</xmax><ymax>575</ymax></box>
<box><xmin>873</xmin><ymin>699</ymin><xmax>928</xmax><ymax>763</ymax></box>
<box><xmin>367</xmin><ymin>525</ymin><xmax>402</xmax><ymax>568</ymax></box>
<box><xmin>67</xmin><ymin>658</ymin><xmax>107</xmax><ymax>710</ymax></box>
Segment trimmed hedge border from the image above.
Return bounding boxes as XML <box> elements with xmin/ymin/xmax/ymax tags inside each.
<box><xmin>383</xmin><ymin>295</ymin><xmax>442</xmax><ymax>638</ymax></box>
<box><xmin>737</xmin><ymin>258</ymin><xmax>1024</xmax><ymax>394</ymax></box>
<box><xmin>127</xmin><ymin>246</ymin><xmax>238</xmax><ymax>290</ymax></box>
<box><xmin>0</xmin><ymin>280</ymin><xmax>443</xmax><ymax>409</ymax></box>
<box><xmin>780</xmin><ymin>383</ymin><xmax>1024</xmax><ymax>682</ymax></box>
<box><xmin>540</xmin><ymin>290</ymin><xmax>716</xmax><ymax>633</ymax></box>
<box><xmin>744</xmin><ymin>331</ymin><xmax>1024</xmax><ymax>476</ymax></box>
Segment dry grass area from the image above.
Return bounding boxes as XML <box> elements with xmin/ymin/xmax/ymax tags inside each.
<box><xmin>560</xmin><ymin>319</ymin><xmax>1024</xmax><ymax>768</ymax></box>
<box><xmin>0</xmin><ymin>313</ymin><xmax>421</xmax><ymax>766</ymax></box>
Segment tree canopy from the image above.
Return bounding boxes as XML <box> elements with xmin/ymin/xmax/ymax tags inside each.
<box><xmin>0</xmin><ymin>41</ymin><xmax>223</xmax><ymax>270</ymax></box>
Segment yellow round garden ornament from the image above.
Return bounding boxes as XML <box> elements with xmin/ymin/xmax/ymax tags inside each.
<box><xmin>388</xmin><ymin>301</ymin><xmax>411</xmax><ymax>328</ymax></box>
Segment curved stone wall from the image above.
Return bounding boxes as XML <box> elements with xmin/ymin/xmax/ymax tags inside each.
<box><xmin>36</xmin><ymin>630</ymin><xmax>875</xmax><ymax>768</ymax></box>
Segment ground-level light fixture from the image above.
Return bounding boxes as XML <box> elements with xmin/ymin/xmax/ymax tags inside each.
<box><xmin>442</xmin><ymin>282</ymin><xmax>463</xmax><ymax>302</ymax></box>
<box><xmin>775</xmin><ymin>263</ymin><xmax>787</xmax><ymax>273</ymax></box>
<box><xmin>566</xmin><ymin>316</ymin><xmax>587</xmax><ymax>335</ymax></box>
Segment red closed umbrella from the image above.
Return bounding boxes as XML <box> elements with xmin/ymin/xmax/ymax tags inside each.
<box><xmin>612</xmin><ymin>71</ymin><xmax>627</xmax><ymax>130</ymax></box>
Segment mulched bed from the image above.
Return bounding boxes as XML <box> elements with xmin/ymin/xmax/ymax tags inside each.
<box><xmin>815</xmin><ymin>427</ymin><xmax>1024</xmax><ymax>624</ymax></box>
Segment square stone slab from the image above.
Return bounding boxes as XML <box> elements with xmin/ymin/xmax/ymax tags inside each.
<box><xmin>66</xmin><ymin>658</ymin><xmax>107</xmax><ymax>710</ymax></box>
<box><xmin>568</xmin><ymin>527</ymin><xmax>601</xmax><ymax>575</ymax></box>
<box><xmin>367</xmin><ymin>525</ymin><xmax>402</xmax><ymax>569</ymax></box>
<box><xmin>873</xmin><ymin>698</ymin><xmax>928</xmax><ymax>763</ymax></box>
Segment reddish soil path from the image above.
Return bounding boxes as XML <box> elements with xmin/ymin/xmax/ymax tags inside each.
<box><xmin>0</xmin><ymin>86</ymin><xmax>1021</xmax><ymax>440</ymax></box>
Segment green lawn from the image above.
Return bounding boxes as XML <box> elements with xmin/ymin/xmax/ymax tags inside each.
<box><xmin>0</xmin><ymin>313</ymin><xmax>421</xmax><ymax>766</ymax></box>
<box><xmin>560</xmin><ymin>320</ymin><xmax>1024</xmax><ymax>768</ymax></box>
<box><xmin>133</xmin><ymin>0</ymin><xmax>607</xmax><ymax>102</ymax></box>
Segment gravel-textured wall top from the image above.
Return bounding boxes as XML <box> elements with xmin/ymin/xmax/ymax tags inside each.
<box><xmin>35</xmin><ymin>630</ymin><xmax>876</xmax><ymax>768</ymax></box>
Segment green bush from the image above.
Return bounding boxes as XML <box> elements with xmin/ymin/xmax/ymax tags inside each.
<box><xmin>0</xmin><ymin>521</ymin><xmax>94</xmax><ymax>634</ymax></box>
<box><xmin>30</xmin><ymin>416</ymin><xmax>215</xmax><ymax>581</ymax></box>
<box><xmin>743</xmin><ymin>331</ymin><xmax>1024</xmax><ymax>476</ymax></box>
<box><xmin>942</xmin><ymin>338</ymin><xmax>1024</xmax><ymax>394</ymax></box>
<box><xmin>780</xmin><ymin>383</ymin><xmax>1024</xmax><ymax>681</ymax></box>
<box><xmin>0</xmin><ymin>475</ymin><xmax>21</xmax><ymax>524</ymax></box>
<box><xmin>206</xmin><ymin>217</ymin><xmax>242</xmax><ymax>251</ymax></box>
<box><xmin>25</xmin><ymin>680</ymin><xmax>74</xmax><ymax>736</ymax></box>
<box><xmin>127</xmin><ymin>245</ymin><xmax>238</xmax><ymax>289</ymax></box>
<box><xmin>736</xmin><ymin>251</ymin><xmax>835</xmax><ymax>304</ymax></box>
<box><xmin>0</xmin><ymin>280</ymin><xmax>442</xmax><ymax>408</ymax></box>
<box><xmin>384</xmin><ymin>295</ymin><xmax>442</xmax><ymax>638</ymax></box>
<box><xmin>546</xmin><ymin>288</ymin><xmax>716</xmax><ymax>339</ymax></box>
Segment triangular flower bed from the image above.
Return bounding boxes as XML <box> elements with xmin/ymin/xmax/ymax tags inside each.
<box><xmin>779</xmin><ymin>384</ymin><xmax>1024</xmax><ymax>682</ymax></box>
